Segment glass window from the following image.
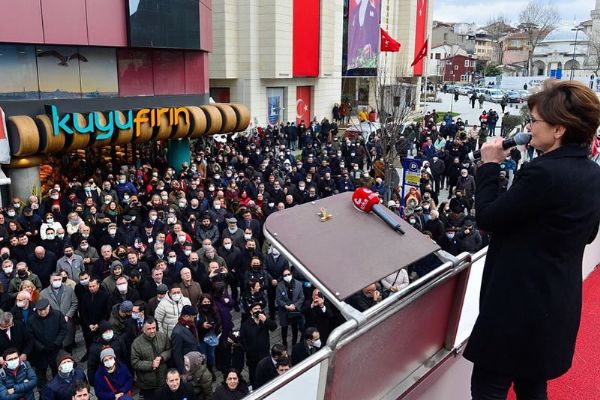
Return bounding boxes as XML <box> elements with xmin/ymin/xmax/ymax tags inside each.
<box><xmin>37</xmin><ymin>46</ymin><xmax>82</xmax><ymax>99</ymax></box>
<box><xmin>0</xmin><ymin>44</ymin><xmax>39</xmax><ymax>101</ymax></box>
<box><xmin>79</xmin><ymin>47</ymin><xmax>119</xmax><ymax>98</ymax></box>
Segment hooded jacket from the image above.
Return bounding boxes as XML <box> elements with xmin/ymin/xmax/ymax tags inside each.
<box><xmin>154</xmin><ymin>294</ymin><xmax>192</xmax><ymax>337</ymax></box>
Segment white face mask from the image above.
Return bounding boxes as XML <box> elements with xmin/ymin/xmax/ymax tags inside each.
<box><xmin>103</xmin><ymin>358</ymin><xmax>115</xmax><ymax>369</ymax></box>
<box><xmin>3</xmin><ymin>267</ymin><xmax>13</xmax><ymax>275</ymax></box>
<box><xmin>184</xmin><ymin>250</ymin><xmax>191</xmax><ymax>256</ymax></box>
<box><xmin>59</xmin><ymin>361</ymin><xmax>74</xmax><ymax>374</ymax></box>
<box><xmin>167</xmin><ymin>218</ymin><xmax>176</xmax><ymax>224</ymax></box>
<box><xmin>117</xmin><ymin>284</ymin><xmax>128</xmax><ymax>293</ymax></box>
<box><xmin>149</xmin><ymin>215</ymin><xmax>157</xmax><ymax>221</ymax></box>
<box><xmin>214</xmin><ymin>203</ymin><xmax>221</xmax><ymax>210</ymax></box>
<box><xmin>6</xmin><ymin>359</ymin><xmax>19</xmax><ymax>370</ymax></box>
<box><xmin>283</xmin><ymin>275</ymin><xmax>293</xmax><ymax>283</ymax></box>
<box><xmin>224</xmin><ymin>243</ymin><xmax>232</xmax><ymax>250</ymax></box>
<box><xmin>52</xmin><ymin>280</ymin><xmax>62</xmax><ymax>289</ymax></box>
<box><xmin>312</xmin><ymin>339</ymin><xmax>322</xmax><ymax>348</ymax></box>
<box><xmin>79</xmin><ymin>279</ymin><xmax>89</xmax><ymax>286</ymax></box>
<box><xmin>80</xmin><ymin>244</ymin><xmax>89</xmax><ymax>251</ymax></box>
<box><xmin>178</xmin><ymin>236</ymin><xmax>186</xmax><ymax>244</ymax></box>
<box><xmin>156</xmin><ymin>249</ymin><xmax>164</xmax><ymax>256</ymax></box>
<box><xmin>102</xmin><ymin>331</ymin><xmax>114</xmax><ymax>341</ymax></box>
<box><xmin>171</xmin><ymin>293</ymin><xmax>182</xmax><ymax>302</ymax></box>
<box><xmin>271</xmin><ymin>249</ymin><xmax>280</xmax><ymax>258</ymax></box>
<box><xmin>244</xmin><ymin>234</ymin><xmax>252</xmax><ymax>240</ymax></box>
<box><xmin>57</xmin><ymin>233</ymin><xmax>65</xmax><ymax>239</ymax></box>
<box><xmin>46</xmin><ymin>218</ymin><xmax>54</xmax><ymax>224</ymax></box>
<box><xmin>168</xmin><ymin>257</ymin><xmax>177</xmax><ymax>264</ymax></box>
<box><xmin>108</xmin><ymin>229</ymin><xmax>117</xmax><ymax>235</ymax></box>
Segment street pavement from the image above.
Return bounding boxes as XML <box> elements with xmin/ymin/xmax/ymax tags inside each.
<box><xmin>422</xmin><ymin>91</ymin><xmax>525</xmax><ymax>128</ymax></box>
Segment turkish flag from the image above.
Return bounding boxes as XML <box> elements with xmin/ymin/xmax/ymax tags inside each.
<box><xmin>410</xmin><ymin>40</ymin><xmax>427</xmax><ymax>68</ymax></box>
<box><xmin>380</xmin><ymin>28</ymin><xmax>401</xmax><ymax>52</ymax></box>
<box><xmin>413</xmin><ymin>0</ymin><xmax>428</xmax><ymax>76</ymax></box>
<box><xmin>296</xmin><ymin>86</ymin><xmax>312</xmax><ymax>125</ymax></box>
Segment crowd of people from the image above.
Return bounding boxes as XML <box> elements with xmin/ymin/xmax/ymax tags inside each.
<box><xmin>0</xmin><ymin>104</ymin><xmax>524</xmax><ymax>400</ymax></box>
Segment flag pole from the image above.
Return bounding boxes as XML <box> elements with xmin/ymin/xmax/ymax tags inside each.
<box><xmin>423</xmin><ymin>36</ymin><xmax>430</xmax><ymax>113</ymax></box>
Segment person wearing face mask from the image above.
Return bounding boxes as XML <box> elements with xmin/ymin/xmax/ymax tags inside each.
<box><xmin>40</xmin><ymin>272</ymin><xmax>78</xmax><ymax>352</ymax></box>
<box><xmin>101</xmin><ymin>261</ymin><xmax>124</xmax><ymax>295</ymax></box>
<box><xmin>8</xmin><ymin>262</ymin><xmax>42</xmax><ymax>300</ymax></box>
<box><xmin>0</xmin><ymin>348</ymin><xmax>37</xmax><ymax>400</ymax></box>
<box><xmin>117</xmin><ymin>215</ymin><xmax>140</xmax><ymax>247</ymax></box>
<box><xmin>108</xmin><ymin>276</ymin><xmax>141</xmax><ymax>310</ymax></box>
<box><xmin>42</xmin><ymin>351</ymin><xmax>88</xmax><ymax>400</ymax></box>
<box><xmin>207</xmin><ymin>200</ymin><xmax>227</xmax><ymax>231</ymax></box>
<box><xmin>275</xmin><ymin>268</ymin><xmax>304</xmax><ymax>347</ymax></box>
<box><xmin>27</xmin><ymin>297</ymin><xmax>68</xmax><ymax>390</ymax></box>
<box><xmin>155</xmin><ymin>286</ymin><xmax>192</xmax><ymax>337</ymax></box>
<box><xmin>39</xmin><ymin>212</ymin><xmax>64</xmax><ymax>241</ymax></box>
<box><xmin>74</xmin><ymin>238</ymin><xmax>99</xmax><ymax>272</ymax></box>
<box><xmin>170</xmin><ymin>305</ymin><xmax>201</xmax><ymax>375</ymax></box>
<box><xmin>114</xmin><ymin>175</ymin><xmax>138</xmax><ymax>203</ymax></box>
<box><xmin>196</xmin><ymin>215</ymin><xmax>220</xmax><ymax>247</ymax></box>
<box><xmin>87</xmin><ymin>321</ymin><xmax>128</xmax><ymax>385</ymax></box>
<box><xmin>0</xmin><ymin>259</ymin><xmax>15</xmax><ymax>294</ymax></box>
<box><xmin>102</xmin><ymin>223</ymin><xmax>125</xmax><ymax>250</ymax></box>
<box><xmin>94</xmin><ymin>348</ymin><xmax>134</xmax><ymax>400</ymax></box>
<box><xmin>264</xmin><ymin>246</ymin><xmax>288</xmax><ymax>319</ymax></box>
<box><xmin>291</xmin><ymin>327</ymin><xmax>321</xmax><ymax>366</ymax></box>
<box><xmin>221</xmin><ymin>218</ymin><xmax>245</xmax><ymax>250</ymax></box>
<box><xmin>456</xmin><ymin>168</ymin><xmax>476</xmax><ymax>207</ymax></box>
<box><xmin>57</xmin><ymin>245</ymin><xmax>85</xmax><ymax>284</ymax></box>
<box><xmin>0</xmin><ymin>311</ymin><xmax>32</xmax><ymax>368</ymax></box>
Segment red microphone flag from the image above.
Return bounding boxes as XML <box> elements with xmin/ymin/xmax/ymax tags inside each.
<box><xmin>380</xmin><ymin>28</ymin><xmax>401</xmax><ymax>52</ymax></box>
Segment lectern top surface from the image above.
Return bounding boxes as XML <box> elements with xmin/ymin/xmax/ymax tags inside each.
<box><xmin>264</xmin><ymin>192</ymin><xmax>440</xmax><ymax>300</ymax></box>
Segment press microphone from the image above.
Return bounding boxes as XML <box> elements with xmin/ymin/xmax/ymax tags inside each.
<box><xmin>352</xmin><ymin>187</ymin><xmax>405</xmax><ymax>234</ymax></box>
<box><xmin>468</xmin><ymin>132</ymin><xmax>532</xmax><ymax>162</ymax></box>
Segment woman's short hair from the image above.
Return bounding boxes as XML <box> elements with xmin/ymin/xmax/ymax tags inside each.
<box><xmin>527</xmin><ymin>80</ymin><xmax>600</xmax><ymax>146</ymax></box>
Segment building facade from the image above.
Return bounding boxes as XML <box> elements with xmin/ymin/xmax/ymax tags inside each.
<box><xmin>532</xmin><ymin>25</ymin><xmax>589</xmax><ymax>80</ymax></box>
<box><xmin>441</xmin><ymin>54</ymin><xmax>476</xmax><ymax>82</ymax></box>
<box><xmin>0</xmin><ymin>0</ymin><xmax>246</xmax><ymax>200</ymax></box>
<box><xmin>428</xmin><ymin>44</ymin><xmax>468</xmax><ymax>82</ymax></box>
<box><xmin>209</xmin><ymin>0</ymin><xmax>344</xmax><ymax>126</ymax></box>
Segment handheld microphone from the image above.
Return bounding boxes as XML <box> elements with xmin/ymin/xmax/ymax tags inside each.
<box><xmin>468</xmin><ymin>132</ymin><xmax>532</xmax><ymax>162</ymax></box>
<box><xmin>352</xmin><ymin>188</ymin><xmax>405</xmax><ymax>234</ymax></box>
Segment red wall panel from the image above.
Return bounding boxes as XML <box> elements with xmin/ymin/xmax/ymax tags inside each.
<box><xmin>293</xmin><ymin>0</ymin><xmax>320</xmax><ymax>77</ymax></box>
<box><xmin>296</xmin><ymin>86</ymin><xmax>312</xmax><ymax>125</ymax></box>
<box><xmin>0</xmin><ymin>0</ymin><xmax>44</xmax><ymax>44</ymax></box>
<box><xmin>86</xmin><ymin>0</ymin><xmax>127</xmax><ymax>47</ymax></box>
<box><xmin>200</xmin><ymin>2</ymin><xmax>213</xmax><ymax>52</ymax></box>
<box><xmin>41</xmin><ymin>0</ymin><xmax>88</xmax><ymax>45</ymax></box>
<box><xmin>185</xmin><ymin>51</ymin><xmax>207</xmax><ymax>95</ymax></box>
<box><xmin>152</xmin><ymin>50</ymin><xmax>186</xmax><ymax>96</ymax></box>
<box><xmin>117</xmin><ymin>49</ymin><xmax>154</xmax><ymax>96</ymax></box>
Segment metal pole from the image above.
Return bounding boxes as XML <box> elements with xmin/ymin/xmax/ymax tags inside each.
<box><xmin>571</xmin><ymin>27</ymin><xmax>580</xmax><ymax>81</ymax></box>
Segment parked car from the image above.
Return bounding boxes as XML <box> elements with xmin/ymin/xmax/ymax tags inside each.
<box><xmin>457</xmin><ymin>85</ymin><xmax>474</xmax><ymax>95</ymax></box>
<box><xmin>484</xmin><ymin>89</ymin><xmax>505</xmax><ymax>103</ymax></box>
<box><xmin>505</xmin><ymin>90</ymin><xmax>522</xmax><ymax>103</ymax></box>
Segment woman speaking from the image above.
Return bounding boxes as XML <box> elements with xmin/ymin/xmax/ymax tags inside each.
<box><xmin>464</xmin><ymin>80</ymin><xmax>600</xmax><ymax>399</ymax></box>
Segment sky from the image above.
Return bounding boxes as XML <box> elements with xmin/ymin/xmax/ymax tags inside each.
<box><xmin>433</xmin><ymin>0</ymin><xmax>597</xmax><ymax>27</ymax></box>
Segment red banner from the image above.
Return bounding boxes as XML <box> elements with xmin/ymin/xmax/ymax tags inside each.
<box><xmin>413</xmin><ymin>0</ymin><xmax>427</xmax><ymax>76</ymax></box>
<box><xmin>296</xmin><ymin>86</ymin><xmax>312</xmax><ymax>125</ymax></box>
<box><xmin>293</xmin><ymin>0</ymin><xmax>320</xmax><ymax>77</ymax></box>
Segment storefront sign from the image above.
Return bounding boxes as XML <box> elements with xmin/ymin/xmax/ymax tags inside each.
<box><xmin>50</xmin><ymin>105</ymin><xmax>190</xmax><ymax>140</ymax></box>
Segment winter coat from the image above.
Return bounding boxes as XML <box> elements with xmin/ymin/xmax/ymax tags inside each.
<box><xmin>40</xmin><ymin>284</ymin><xmax>78</xmax><ymax>318</ymax></box>
<box><xmin>131</xmin><ymin>331</ymin><xmax>172</xmax><ymax>390</ymax></box>
<box><xmin>155</xmin><ymin>295</ymin><xmax>192</xmax><ymax>337</ymax></box>
<box><xmin>94</xmin><ymin>361</ymin><xmax>134</xmax><ymax>400</ymax></box>
<box><xmin>213</xmin><ymin>381</ymin><xmax>249</xmax><ymax>400</ymax></box>
<box><xmin>0</xmin><ymin>361</ymin><xmax>37</xmax><ymax>400</ymax></box>
<box><xmin>464</xmin><ymin>145</ymin><xmax>600</xmax><ymax>379</ymax></box>
<box><xmin>275</xmin><ymin>279</ymin><xmax>305</xmax><ymax>327</ymax></box>
<box><xmin>27</xmin><ymin>308</ymin><xmax>67</xmax><ymax>353</ymax></box>
<box><xmin>239</xmin><ymin>317</ymin><xmax>277</xmax><ymax>362</ymax></box>
<box><xmin>42</xmin><ymin>367</ymin><xmax>87</xmax><ymax>400</ymax></box>
<box><xmin>87</xmin><ymin>335</ymin><xmax>127</xmax><ymax>385</ymax></box>
<box><xmin>171</xmin><ymin>323</ymin><xmax>200</xmax><ymax>374</ymax></box>
<box><xmin>182</xmin><ymin>351</ymin><xmax>213</xmax><ymax>400</ymax></box>
<box><xmin>155</xmin><ymin>381</ymin><xmax>196</xmax><ymax>400</ymax></box>
<box><xmin>8</xmin><ymin>272</ymin><xmax>42</xmax><ymax>298</ymax></box>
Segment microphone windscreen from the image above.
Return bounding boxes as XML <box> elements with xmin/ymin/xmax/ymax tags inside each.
<box><xmin>513</xmin><ymin>132</ymin><xmax>532</xmax><ymax>146</ymax></box>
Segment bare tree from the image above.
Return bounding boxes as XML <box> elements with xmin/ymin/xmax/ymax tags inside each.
<box><xmin>484</xmin><ymin>16</ymin><xmax>512</xmax><ymax>65</ymax></box>
<box><xmin>588</xmin><ymin>30</ymin><xmax>600</xmax><ymax>76</ymax></box>
<box><xmin>372</xmin><ymin>54</ymin><xmax>416</xmax><ymax>201</ymax></box>
<box><xmin>518</xmin><ymin>1</ymin><xmax>559</xmax><ymax>75</ymax></box>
